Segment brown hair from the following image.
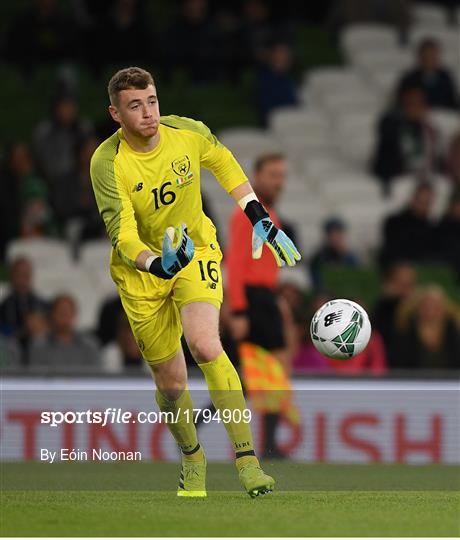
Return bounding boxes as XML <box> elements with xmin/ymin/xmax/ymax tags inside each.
<box><xmin>254</xmin><ymin>152</ymin><xmax>285</xmax><ymax>173</ymax></box>
<box><xmin>108</xmin><ymin>67</ymin><xmax>155</xmax><ymax>105</ymax></box>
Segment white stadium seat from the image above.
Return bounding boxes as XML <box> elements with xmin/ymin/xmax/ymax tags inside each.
<box><xmin>412</xmin><ymin>4</ymin><xmax>448</xmax><ymax>27</ymax></box>
<box><xmin>79</xmin><ymin>239</ymin><xmax>112</xmax><ymax>269</ymax></box>
<box><xmin>33</xmin><ymin>266</ymin><xmax>101</xmax><ymax>331</ymax></box>
<box><xmin>341</xmin><ymin>24</ymin><xmax>399</xmax><ymax>59</ymax></box>
<box><xmin>350</xmin><ymin>49</ymin><xmax>412</xmax><ymax>77</ymax></box>
<box><xmin>217</xmin><ymin>128</ymin><xmax>279</xmax><ymax>165</ymax></box>
<box><xmin>304</xmin><ymin>68</ymin><xmax>367</xmax><ymax>105</ymax></box>
<box><xmin>430</xmin><ymin>109</ymin><xmax>460</xmax><ymax>149</ymax></box>
<box><xmin>270</xmin><ymin>107</ymin><xmax>329</xmax><ymax>136</ymax></box>
<box><xmin>320</xmin><ymin>90</ymin><xmax>382</xmax><ymax>117</ymax></box>
<box><xmin>409</xmin><ymin>27</ymin><xmax>458</xmax><ymax>51</ymax></box>
<box><xmin>6</xmin><ymin>238</ymin><xmax>72</xmax><ymax>270</ymax></box>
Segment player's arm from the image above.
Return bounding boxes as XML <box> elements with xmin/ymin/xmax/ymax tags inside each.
<box><xmin>90</xmin><ymin>154</ymin><xmax>193</xmax><ymax>278</ymax></box>
<box><xmin>195</xmin><ymin>123</ymin><xmax>301</xmax><ymax>267</ymax></box>
<box><xmin>229</xmin><ymin>181</ymin><xmax>301</xmax><ymax>267</ymax></box>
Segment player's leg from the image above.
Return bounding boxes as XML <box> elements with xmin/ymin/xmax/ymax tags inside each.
<box><xmin>181</xmin><ymin>301</ymin><xmax>275</xmax><ymax>497</ymax></box>
<box><xmin>117</xmin><ymin>280</ymin><xmax>206</xmax><ymax>496</ymax></box>
<box><xmin>148</xmin><ymin>349</ymin><xmax>207</xmax><ymax>497</ymax></box>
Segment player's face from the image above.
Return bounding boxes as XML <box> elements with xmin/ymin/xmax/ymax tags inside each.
<box><xmin>110</xmin><ymin>85</ymin><xmax>160</xmax><ymax>139</ymax></box>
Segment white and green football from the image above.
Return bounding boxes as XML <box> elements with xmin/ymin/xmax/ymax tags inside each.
<box><xmin>310</xmin><ymin>299</ymin><xmax>371</xmax><ymax>360</ymax></box>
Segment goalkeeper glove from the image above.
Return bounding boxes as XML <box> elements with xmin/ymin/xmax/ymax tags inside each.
<box><xmin>244</xmin><ymin>200</ymin><xmax>301</xmax><ymax>267</ymax></box>
<box><xmin>147</xmin><ymin>224</ymin><xmax>195</xmax><ymax>278</ymax></box>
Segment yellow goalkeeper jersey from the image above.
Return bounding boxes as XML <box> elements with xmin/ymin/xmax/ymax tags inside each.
<box><xmin>90</xmin><ymin>115</ymin><xmax>247</xmax><ymax>270</ymax></box>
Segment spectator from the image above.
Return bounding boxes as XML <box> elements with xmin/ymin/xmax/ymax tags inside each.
<box><xmin>101</xmin><ymin>312</ymin><xmax>145</xmax><ymax>373</ymax></box>
<box><xmin>309</xmin><ymin>217</ymin><xmax>360</xmax><ymax>290</ymax></box>
<box><xmin>226</xmin><ymin>153</ymin><xmax>294</xmax><ymax>458</ymax></box>
<box><xmin>394</xmin><ymin>285</ymin><xmax>460</xmax><ymax>370</ymax></box>
<box><xmin>372</xmin><ymin>86</ymin><xmax>442</xmax><ymax>191</ymax></box>
<box><xmin>238</xmin><ymin>0</ymin><xmax>293</xmax><ymax>67</ymax></box>
<box><xmin>446</xmin><ymin>130</ymin><xmax>460</xmax><ymax>185</ymax></box>
<box><xmin>257</xmin><ymin>41</ymin><xmax>298</xmax><ymax>126</ymax></box>
<box><xmin>163</xmin><ymin>0</ymin><xmax>219</xmax><ymax>82</ymax></box>
<box><xmin>91</xmin><ymin>0</ymin><xmax>151</xmax><ymax>67</ymax></box>
<box><xmin>96</xmin><ymin>295</ymin><xmax>124</xmax><ymax>346</ymax></box>
<box><xmin>20</xmin><ymin>177</ymin><xmax>59</xmax><ymax>239</ymax></box>
<box><xmin>0</xmin><ymin>143</ymin><xmax>33</xmax><ymax>260</ymax></box>
<box><xmin>29</xmin><ymin>294</ymin><xmax>100</xmax><ymax>373</ymax></box>
<box><xmin>372</xmin><ymin>262</ymin><xmax>417</xmax><ymax>366</ymax></box>
<box><xmin>66</xmin><ymin>136</ymin><xmax>106</xmax><ymax>242</ymax></box>
<box><xmin>380</xmin><ymin>182</ymin><xmax>435</xmax><ymax>266</ymax></box>
<box><xmin>0</xmin><ymin>335</ymin><xmax>22</xmax><ymax>372</ymax></box>
<box><xmin>397</xmin><ymin>39</ymin><xmax>459</xmax><ymax>110</ymax></box>
<box><xmin>0</xmin><ymin>257</ymin><xmax>48</xmax><ymax>364</ymax></box>
<box><xmin>32</xmin><ymin>94</ymin><xmax>93</xmax><ymax>223</ymax></box>
<box><xmin>434</xmin><ymin>187</ymin><xmax>460</xmax><ymax>280</ymax></box>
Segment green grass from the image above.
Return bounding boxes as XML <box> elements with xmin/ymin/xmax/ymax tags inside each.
<box><xmin>1</xmin><ymin>462</ymin><xmax>459</xmax><ymax>536</ymax></box>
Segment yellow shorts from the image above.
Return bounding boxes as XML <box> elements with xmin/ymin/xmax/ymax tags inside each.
<box><xmin>111</xmin><ymin>241</ymin><xmax>223</xmax><ymax>365</ymax></box>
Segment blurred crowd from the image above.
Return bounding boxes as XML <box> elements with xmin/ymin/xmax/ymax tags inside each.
<box><xmin>0</xmin><ymin>0</ymin><xmax>459</xmax><ymax>378</ymax></box>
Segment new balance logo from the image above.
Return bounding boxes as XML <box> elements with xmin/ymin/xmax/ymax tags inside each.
<box><xmin>324</xmin><ymin>310</ymin><xmax>343</xmax><ymax>327</ymax></box>
<box><xmin>133</xmin><ymin>182</ymin><xmax>144</xmax><ymax>192</ymax></box>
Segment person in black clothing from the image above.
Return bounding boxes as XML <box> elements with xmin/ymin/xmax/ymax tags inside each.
<box><xmin>394</xmin><ymin>285</ymin><xmax>460</xmax><ymax>370</ymax></box>
<box><xmin>397</xmin><ymin>39</ymin><xmax>459</xmax><ymax>110</ymax></box>
<box><xmin>380</xmin><ymin>182</ymin><xmax>436</xmax><ymax>267</ymax></box>
<box><xmin>434</xmin><ymin>187</ymin><xmax>460</xmax><ymax>280</ymax></box>
<box><xmin>256</xmin><ymin>42</ymin><xmax>298</xmax><ymax>127</ymax></box>
<box><xmin>372</xmin><ymin>262</ymin><xmax>417</xmax><ymax>367</ymax></box>
<box><xmin>0</xmin><ymin>257</ymin><xmax>48</xmax><ymax>364</ymax></box>
<box><xmin>309</xmin><ymin>217</ymin><xmax>360</xmax><ymax>290</ymax></box>
<box><xmin>372</xmin><ymin>86</ymin><xmax>441</xmax><ymax>192</ymax></box>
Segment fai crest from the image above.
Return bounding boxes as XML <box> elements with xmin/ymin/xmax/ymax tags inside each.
<box><xmin>172</xmin><ymin>155</ymin><xmax>190</xmax><ymax>176</ymax></box>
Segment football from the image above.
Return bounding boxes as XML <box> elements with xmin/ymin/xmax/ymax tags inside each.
<box><xmin>310</xmin><ymin>299</ymin><xmax>371</xmax><ymax>360</ymax></box>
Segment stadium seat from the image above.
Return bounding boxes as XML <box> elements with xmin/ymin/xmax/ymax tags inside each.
<box><xmin>350</xmin><ymin>49</ymin><xmax>413</xmax><ymax>81</ymax></box>
<box><xmin>217</xmin><ymin>128</ymin><xmax>279</xmax><ymax>164</ymax></box>
<box><xmin>318</xmin><ymin>174</ymin><xmax>382</xmax><ymax>205</ymax></box>
<box><xmin>340</xmin><ymin>24</ymin><xmax>399</xmax><ymax>59</ymax></box>
<box><xmin>386</xmin><ymin>174</ymin><xmax>419</xmax><ymax>212</ymax></box>
<box><xmin>270</xmin><ymin>107</ymin><xmax>329</xmax><ymax>136</ymax></box>
<box><xmin>33</xmin><ymin>266</ymin><xmax>101</xmax><ymax>331</ymax></box>
<box><xmin>303</xmin><ymin>68</ymin><xmax>367</xmax><ymax>105</ymax></box>
<box><xmin>368</xmin><ymin>69</ymin><xmax>402</xmax><ymax>97</ymax></box>
<box><xmin>79</xmin><ymin>240</ymin><xmax>112</xmax><ymax>269</ymax></box>
<box><xmin>320</xmin><ymin>90</ymin><xmax>382</xmax><ymax>117</ymax></box>
<box><xmin>6</xmin><ymin>238</ymin><xmax>72</xmax><ymax>270</ymax></box>
<box><xmin>409</xmin><ymin>27</ymin><xmax>458</xmax><ymax>51</ymax></box>
<box><xmin>332</xmin><ymin>112</ymin><xmax>377</xmax><ymax>169</ymax></box>
<box><xmin>278</xmin><ymin>265</ymin><xmax>310</xmax><ymax>290</ymax></box>
<box><xmin>430</xmin><ymin>109</ymin><xmax>460</xmax><ymax>149</ymax></box>
<box><xmin>412</xmin><ymin>3</ymin><xmax>448</xmax><ymax>26</ymax></box>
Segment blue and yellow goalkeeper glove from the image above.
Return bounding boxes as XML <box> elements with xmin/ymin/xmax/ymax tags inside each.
<box><xmin>244</xmin><ymin>200</ymin><xmax>301</xmax><ymax>267</ymax></box>
<box><xmin>147</xmin><ymin>224</ymin><xmax>195</xmax><ymax>278</ymax></box>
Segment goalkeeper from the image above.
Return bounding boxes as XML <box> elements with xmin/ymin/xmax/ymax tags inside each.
<box><xmin>90</xmin><ymin>67</ymin><xmax>301</xmax><ymax>498</ymax></box>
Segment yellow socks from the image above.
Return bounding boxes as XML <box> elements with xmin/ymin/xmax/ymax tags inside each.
<box><xmin>198</xmin><ymin>351</ymin><xmax>255</xmax><ymax>457</ymax></box>
<box><xmin>155</xmin><ymin>388</ymin><xmax>203</xmax><ymax>461</ymax></box>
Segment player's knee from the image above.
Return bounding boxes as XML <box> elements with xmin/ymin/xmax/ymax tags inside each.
<box><xmin>188</xmin><ymin>336</ymin><xmax>222</xmax><ymax>363</ymax></box>
<box><xmin>157</xmin><ymin>381</ymin><xmax>185</xmax><ymax>402</ymax></box>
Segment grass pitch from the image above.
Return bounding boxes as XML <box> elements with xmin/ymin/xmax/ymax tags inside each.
<box><xmin>2</xmin><ymin>462</ymin><xmax>459</xmax><ymax>537</ymax></box>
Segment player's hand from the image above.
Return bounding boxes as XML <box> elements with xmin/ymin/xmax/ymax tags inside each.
<box><xmin>252</xmin><ymin>218</ymin><xmax>301</xmax><ymax>267</ymax></box>
<box><xmin>161</xmin><ymin>223</ymin><xmax>195</xmax><ymax>277</ymax></box>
